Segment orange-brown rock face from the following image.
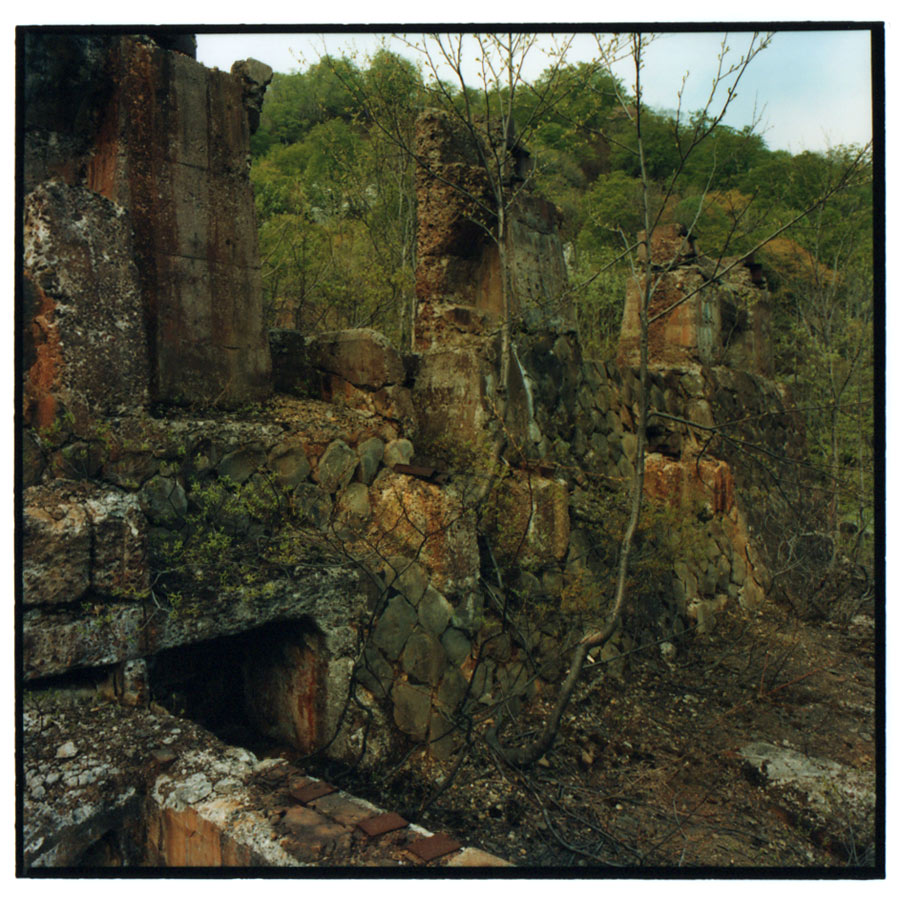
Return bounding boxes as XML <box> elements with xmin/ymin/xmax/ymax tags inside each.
<box><xmin>367</xmin><ymin>471</ymin><xmax>480</xmax><ymax>593</ymax></box>
<box><xmin>642</xmin><ymin>453</ymin><xmax>736</xmax><ymax>517</ymax></box>
<box><xmin>617</xmin><ymin>240</ymin><xmax>771</xmax><ymax>375</ymax></box>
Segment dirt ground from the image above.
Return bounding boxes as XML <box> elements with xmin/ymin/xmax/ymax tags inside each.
<box><xmin>303</xmin><ymin>600</ymin><xmax>879</xmax><ymax>871</ymax></box>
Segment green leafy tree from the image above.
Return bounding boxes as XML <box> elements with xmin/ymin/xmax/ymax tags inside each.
<box><xmin>251</xmin><ymin>49</ymin><xmax>425</xmax><ymax>346</ymax></box>
<box><xmin>768</xmin><ymin>147</ymin><xmax>874</xmax><ymax>547</ymax></box>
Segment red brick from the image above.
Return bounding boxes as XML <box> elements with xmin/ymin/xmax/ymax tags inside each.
<box><xmin>289</xmin><ymin>780</ymin><xmax>335</xmax><ymax>805</ymax></box>
<box><xmin>405</xmin><ymin>832</ymin><xmax>461</xmax><ymax>862</ymax></box>
<box><xmin>357</xmin><ymin>812</ymin><xmax>409</xmax><ymax>838</ymax></box>
<box><xmin>281</xmin><ymin>805</ymin><xmax>352</xmax><ymax>859</ymax></box>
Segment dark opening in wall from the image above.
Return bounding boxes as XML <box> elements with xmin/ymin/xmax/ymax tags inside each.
<box><xmin>73</xmin><ymin>825</ymin><xmax>147</xmax><ymax>867</ymax></box>
<box><xmin>24</xmin><ymin>664</ymin><xmax>117</xmax><ymax>705</ymax></box>
<box><xmin>147</xmin><ymin>616</ymin><xmax>324</xmax><ymax>753</ymax></box>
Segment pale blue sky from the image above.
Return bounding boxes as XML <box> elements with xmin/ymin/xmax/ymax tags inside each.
<box><xmin>195</xmin><ymin>28</ymin><xmax>874</xmax><ymax>155</ymax></box>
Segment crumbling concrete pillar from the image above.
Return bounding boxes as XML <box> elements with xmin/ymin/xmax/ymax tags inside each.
<box><xmin>23</xmin><ymin>181</ymin><xmax>151</xmax><ymax>428</ymax></box>
<box><xmin>413</xmin><ymin>108</ymin><xmax>572</xmax><ymax>347</ymax></box>
<box><xmin>617</xmin><ymin>225</ymin><xmax>772</xmax><ymax>374</ymax></box>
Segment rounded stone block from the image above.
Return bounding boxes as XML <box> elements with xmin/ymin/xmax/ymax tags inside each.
<box><xmin>428</xmin><ymin>708</ymin><xmax>462</xmax><ymax>761</ymax></box>
<box><xmin>356</xmin><ymin>437</ymin><xmax>384</xmax><ymax>486</ymax></box>
<box><xmin>291</xmin><ymin>483</ymin><xmax>333</xmax><ymax>530</ymax></box>
<box><xmin>436</xmin><ymin>667</ymin><xmax>468</xmax><ymax>712</ymax></box>
<box><xmin>268</xmin><ymin>440</ymin><xmax>311</xmax><ymax>488</ymax></box>
<box><xmin>392</xmin><ymin>681</ymin><xmax>431</xmax><ymax>741</ymax></box>
<box><xmin>418</xmin><ymin>587</ymin><xmax>453</xmax><ymax>636</ymax></box>
<box><xmin>385</xmin><ymin>558</ymin><xmax>429</xmax><ymax>606</ymax></box>
<box><xmin>384</xmin><ymin>438</ymin><xmax>414</xmax><ymax>468</ymax></box>
<box><xmin>401</xmin><ymin>630</ymin><xmax>447</xmax><ymax>686</ymax></box>
<box><xmin>335</xmin><ymin>482</ymin><xmax>371</xmax><ymax>522</ymax></box>
<box><xmin>441</xmin><ymin>627</ymin><xmax>471</xmax><ymax>667</ymax></box>
<box><xmin>356</xmin><ymin>645</ymin><xmax>394</xmax><ymax>701</ymax></box>
<box><xmin>372</xmin><ymin>595</ymin><xmax>418</xmax><ymax>661</ymax></box>
<box><xmin>314</xmin><ymin>440</ymin><xmax>357</xmax><ymax>494</ymax></box>
<box><xmin>217</xmin><ymin>445</ymin><xmax>266</xmax><ymax>484</ymax></box>
<box><xmin>140</xmin><ymin>475</ymin><xmax>187</xmax><ymax>526</ymax></box>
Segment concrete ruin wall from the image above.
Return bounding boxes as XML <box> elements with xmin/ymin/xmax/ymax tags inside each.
<box><xmin>22</xmin><ymin>33</ymin><xmax>272</xmax><ymax>417</ymax></box>
<box><xmin>617</xmin><ymin>224</ymin><xmax>774</xmax><ymax>376</ymax></box>
<box><xmin>414</xmin><ymin>108</ymin><xmax>573</xmax><ymax>343</ymax></box>
<box><xmin>23</xmin><ymin>696</ymin><xmax>510</xmax><ymax>869</ymax></box>
<box><xmin>20</xmin><ymin>34</ymin><xmax>801</xmax><ymax>870</ymax></box>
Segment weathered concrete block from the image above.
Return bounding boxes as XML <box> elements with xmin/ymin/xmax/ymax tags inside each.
<box><xmin>23</xmin><ymin>182</ymin><xmax>151</xmax><ymax>428</ymax></box>
<box><xmin>642</xmin><ymin>454</ymin><xmax>735</xmax><ymax>517</ymax></box>
<box><xmin>22</xmin><ymin>487</ymin><xmax>91</xmax><ymax>606</ymax></box>
<box><xmin>618</xmin><ymin>258</ymin><xmax>771</xmax><ymax>376</ymax></box>
<box><xmin>23</xmin><ymin>482</ymin><xmax>149</xmax><ymax>607</ymax></box>
<box><xmin>411</xmin><ymin>346</ymin><xmax>495</xmax><ymax>457</ymax></box>
<box><xmin>306</xmin><ymin>329</ymin><xmax>405</xmax><ymax>390</ymax></box>
<box><xmin>68</xmin><ymin>35</ymin><xmax>273</xmax><ymax>407</ymax></box>
<box><xmin>84</xmin><ymin>490</ymin><xmax>150</xmax><ymax>599</ymax></box>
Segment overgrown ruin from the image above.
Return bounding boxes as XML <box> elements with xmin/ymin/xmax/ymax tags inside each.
<box><xmin>19</xmin><ymin>33</ymin><xmax>874</xmax><ymax>871</ymax></box>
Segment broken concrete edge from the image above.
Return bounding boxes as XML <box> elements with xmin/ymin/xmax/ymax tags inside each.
<box><xmin>22</xmin><ymin>700</ymin><xmax>512</xmax><ymax>870</ymax></box>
